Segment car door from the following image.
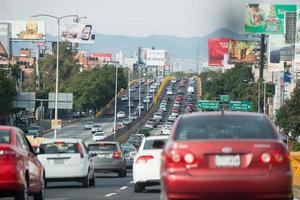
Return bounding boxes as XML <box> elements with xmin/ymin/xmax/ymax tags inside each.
<box><xmin>82</xmin><ymin>142</ymin><xmax>94</xmax><ymax>177</ymax></box>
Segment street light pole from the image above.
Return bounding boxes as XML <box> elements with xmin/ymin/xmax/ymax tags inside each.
<box><xmin>138</xmin><ymin>66</ymin><xmax>141</xmax><ymax>116</ymax></box>
<box><xmin>263</xmin><ymin>81</ymin><xmax>266</xmax><ymax>115</ymax></box>
<box><xmin>258</xmin><ymin>83</ymin><xmax>261</xmax><ymax>113</ymax></box>
<box><xmin>32</xmin><ymin>14</ymin><xmax>82</xmax><ymax>139</ymax></box>
<box><xmin>128</xmin><ymin>68</ymin><xmax>131</xmax><ymax>119</ymax></box>
<box><xmin>113</xmin><ymin>65</ymin><xmax>118</xmax><ymax>141</ymax></box>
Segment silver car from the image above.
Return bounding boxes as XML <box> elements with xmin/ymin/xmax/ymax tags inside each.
<box><xmin>87</xmin><ymin>141</ymin><xmax>127</xmax><ymax>177</ymax></box>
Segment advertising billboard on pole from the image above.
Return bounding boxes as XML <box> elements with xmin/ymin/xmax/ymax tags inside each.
<box><xmin>208</xmin><ymin>38</ymin><xmax>231</xmax><ymax>66</ymax></box>
<box><xmin>2</xmin><ymin>20</ymin><xmax>46</xmax><ymax>41</ymax></box>
<box><xmin>145</xmin><ymin>49</ymin><xmax>166</xmax><ymax>67</ymax></box>
<box><xmin>294</xmin><ymin>10</ymin><xmax>300</xmax><ymax>73</ymax></box>
<box><xmin>268</xmin><ymin>35</ymin><xmax>287</xmax><ymax>72</ymax></box>
<box><xmin>0</xmin><ymin>23</ymin><xmax>11</xmax><ymax>59</ymax></box>
<box><xmin>61</xmin><ymin>23</ymin><xmax>95</xmax><ymax>44</ymax></box>
<box><xmin>244</xmin><ymin>4</ymin><xmax>297</xmax><ymax>34</ymax></box>
<box><xmin>228</xmin><ymin>40</ymin><xmax>260</xmax><ymax>64</ymax></box>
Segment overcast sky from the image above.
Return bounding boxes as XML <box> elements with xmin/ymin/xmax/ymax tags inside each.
<box><xmin>0</xmin><ymin>0</ymin><xmax>299</xmax><ymax>37</ymax></box>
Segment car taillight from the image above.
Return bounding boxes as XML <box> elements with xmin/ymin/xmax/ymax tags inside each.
<box><xmin>77</xmin><ymin>143</ymin><xmax>84</xmax><ymax>158</ymax></box>
<box><xmin>165</xmin><ymin>150</ymin><xmax>198</xmax><ymax>168</ymax></box>
<box><xmin>113</xmin><ymin>151</ymin><xmax>121</xmax><ymax>159</ymax></box>
<box><xmin>136</xmin><ymin>155</ymin><xmax>154</xmax><ymax>164</ymax></box>
<box><xmin>0</xmin><ymin>149</ymin><xmax>16</xmax><ymax>163</ymax></box>
<box><xmin>260</xmin><ymin>143</ymin><xmax>289</xmax><ymax>164</ymax></box>
<box><xmin>260</xmin><ymin>152</ymin><xmax>271</xmax><ymax>163</ymax></box>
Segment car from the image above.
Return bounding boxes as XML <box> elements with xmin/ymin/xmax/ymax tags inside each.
<box><xmin>134</xmin><ymin>96</ymin><xmax>140</xmax><ymax>101</ymax></box>
<box><xmin>87</xmin><ymin>141</ymin><xmax>127</xmax><ymax>177</ymax></box>
<box><xmin>127</xmin><ymin>102</ymin><xmax>134</xmax><ymax>108</ymax></box>
<box><xmin>133</xmin><ymin>135</ymin><xmax>168</xmax><ymax>192</ymax></box>
<box><xmin>167</xmin><ymin>90</ymin><xmax>173</xmax><ymax>95</ymax></box>
<box><xmin>121</xmin><ymin>145</ymin><xmax>137</xmax><ymax>169</ymax></box>
<box><xmin>149</xmin><ymin>88</ymin><xmax>155</xmax><ymax>93</ymax></box>
<box><xmin>91</xmin><ymin>124</ymin><xmax>103</xmax><ymax>134</ymax></box>
<box><xmin>105</xmin><ymin>108</ymin><xmax>114</xmax><ymax>115</ymax></box>
<box><xmin>130</xmin><ymin>113</ymin><xmax>138</xmax><ymax>120</ymax></box>
<box><xmin>173</xmin><ymin>102</ymin><xmax>180</xmax><ymax>108</ymax></box>
<box><xmin>145</xmin><ymin>121</ymin><xmax>154</xmax><ymax>130</ymax></box>
<box><xmin>129</xmin><ymin>134</ymin><xmax>145</xmax><ymax>141</ymax></box>
<box><xmin>127</xmin><ymin>139</ymin><xmax>141</xmax><ymax>150</ymax></box>
<box><xmin>92</xmin><ymin>131</ymin><xmax>105</xmax><ymax>141</ymax></box>
<box><xmin>168</xmin><ymin>113</ymin><xmax>177</xmax><ymax>121</ymax></box>
<box><xmin>123</xmin><ymin>118</ymin><xmax>133</xmax><ymax>125</ymax></box>
<box><xmin>160</xmin><ymin>112</ymin><xmax>292</xmax><ymax>200</ymax></box>
<box><xmin>0</xmin><ymin>126</ymin><xmax>45</xmax><ymax>200</ymax></box>
<box><xmin>117</xmin><ymin>111</ymin><xmax>126</xmax><ymax>118</ymax></box>
<box><xmin>121</xmin><ymin>95</ymin><xmax>129</xmax><ymax>101</ymax></box>
<box><xmin>161</xmin><ymin>124</ymin><xmax>172</xmax><ymax>135</ymax></box>
<box><xmin>84</xmin><ymin>121</ymin><xmax>94</xmax><ymax>130</ymax></box>
<box><xmin>138</xmin><ymin>126</ymin><xmax>151</xmax><ymax>137</ymax></box>
<box><xmin>81</xmin><ymin>25</ymin><xmax>92</xmax><ymax>40</ymax></box>
<box><xmin>137</xmin><ymin>103</ymin><xmax>144</xmax><ymax>110</ymax></box>
<box><xmin>148</xmin><ymin>118</ymin><xmax>159</xmax><ymax>128</ymax></box>
<box><xmin>172</xmin><ymin>107</ymin><xmax>179</xmax><ymax>113</ymax></box>
<box><xmin>171</xmin><ymin>78</ymin><xmax>177</xmax><ymax>83</ymax></box>
<box><xmin>112</xmin><ymin>123</ymin><xmax>125</xmax><ymax>132</ymax></box>
<box><xmin>38</xmin><ymin>138</ymin><xmax>95</xmax><ymax>188</ymax></box>
<box><xmin>129</xmin><ymin>87</ymin><xmax>136</xmax><ymax>92</ymax></box>
<box><xmin>26</xmin><ymin>125</ymin><xmax>41</xmax><ymax>137</ymax></box>
<box><xmin>153</xmin><ymin>112</ymin><xmax>163</xmax><ymax>121</ymax></box>
<box><xmin>143</xmin><ymin>98</ymin><xmax>150</xmax><ymax>103</ymax></box>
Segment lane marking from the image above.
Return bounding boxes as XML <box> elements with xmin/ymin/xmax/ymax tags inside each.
<box><xmin>120</xmin><ymin>186</ymin><xmax>127</xmax><ymax>190</ymax></box>
<box><xmin>105</xmin><ymin>193</ymin><xmax>117</xmax><ymax>197</ymax></box>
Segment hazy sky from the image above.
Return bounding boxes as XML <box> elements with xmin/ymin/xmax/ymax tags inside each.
<box><xmin>0</xmin><ymin>0</ymin><xmax>299</xmax><ymax>37</ymax></box>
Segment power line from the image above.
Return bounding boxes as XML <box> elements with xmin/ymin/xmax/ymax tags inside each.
<box><xmin>0</xmin><ymin>0</ymin><xmax>13</xmax><ymax>19</ymax></box>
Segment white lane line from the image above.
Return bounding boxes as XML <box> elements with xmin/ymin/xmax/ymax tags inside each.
<box><xmin>120</xmin><ymin>186</ymin><xmax>128</xmax><ymax>190</ymax></box>
<box><xmin>105</xmin><ymin>193</ymin><xmax>117</xmax><ymax>197</ymax></box>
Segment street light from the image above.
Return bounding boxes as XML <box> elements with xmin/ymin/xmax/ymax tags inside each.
<box><xmin>243</xmin><ymin>80</ymin><xmax>260</xmax><ymax>113</ymax></box>
<box><xmin>31</xmin><ymin>14</ymin><xmax>84</xmax><ymax>139</ymax></box>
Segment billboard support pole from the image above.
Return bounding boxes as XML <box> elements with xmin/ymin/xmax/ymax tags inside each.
<box><xmin>259</xmin><ymin>34</ymin><xmax>265</xmax><ymax>80</ymax></box>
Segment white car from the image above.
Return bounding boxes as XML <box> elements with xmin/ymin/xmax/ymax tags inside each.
<box><xmin>145</xmin><ymin>121</ymin><xmax>154</xmax><ymax>130</ymax></box>
<box><xmin>133</xmin><ymin>136</ymin><xmax>168</xmax><ymax>192</ymax></box>
<box><xmin>137</xmin><ymin>103</ymin><xmax>144</xmax><ymax>110</ymax></box>
<box><xmin>143</xmin><ymin>98</ymin><xmax>150</xmax><ymax>103</ymax></box>
<box><xmin>171</xmin><ymin>78</ymin><xmax>177</xmax><ymax>83</ymax></box>
<box><xmin>153</xmin><ymin>112</ymin><xmax>163</xmax><ymax>121</ymax></box>
<box><xmin>91</xmin><ymin>124</ymin><xmax>103</xmax><ymax>134</ymax></box>
<box><xmin>168</xmin><ymin>113</ymin><xmax>177</xmax><ymax>121</ymax></box>
<box><xmin>92</xmin><ymin>131</ymin><xmax>105</xmax><ymax>141</ymax></box>
<box><xmin>149</xmin><ymin>88</ymin><xmax>155</xmax><ymax>93</ymax></box>
<box><xmin>84</xmin><ymin>121</ymin><xmax>94</xmax><ymax>130</ymax></box>
<box><xmin>38</xmin><ymin>138</ymin><xmax>95</xmax><ymax>188</ymax></box>
<box><xmin>121</xmin><ymin>95</ymin><xmax>129</xmax><ymax>101</ymax></box>
<box><xmin>166</xmin><ymin>90</ymin><xmax>173</xmax><ymax>95</ymax></box>
<box><xmin>161</xmin><ymin>124</ymin><xmax>171</xmax><ymax>135</ymax></box>
<box><xmin>117</xmin><ymin>111</ymin><xmax>126</xmax><ymax>118</ymax></box>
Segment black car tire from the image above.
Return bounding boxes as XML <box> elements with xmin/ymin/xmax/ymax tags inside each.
<box><xmin>33</xmin><ymin>174</ymin><xmax>45</xmax><ymax>200</ymax></box>
<box><xmin>15</xmin><ymin>178</ymin><xmax>28</xmax><ymax>200</ymax></box>
<box><xmin>81</xmin><ymin>174</ymin><xmax>89</xmax><ymax>188</ymax></box>
<box><xmin>134</xmin><ymin>183</ymin><xmax>144</xmax><ymax>193</ymax></box>
<box><xmin>89</xmin><ymin>172</ymin><xmax>96</xmax><ymax>186</ymax></box>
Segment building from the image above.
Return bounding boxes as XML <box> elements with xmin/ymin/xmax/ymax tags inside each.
<box><xmin>76</xmin><ymin>51</ymin><xmax>113</xmax><ymax>70</ymax></box>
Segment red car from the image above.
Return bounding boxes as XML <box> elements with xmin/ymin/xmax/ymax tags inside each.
<box><xmin>172</xmin><ymin>108</ymin><xmax>179</xmax><ymax>113</ymax></box>
<box><xmin>0</xmin><ymin>126</ymin><xmax>45</xmax><ymax>200</ymax></box>
<box><xmin>161</xmin><ymin>112</ymin><xmax>292</xmax><ymax>200</ymax></box>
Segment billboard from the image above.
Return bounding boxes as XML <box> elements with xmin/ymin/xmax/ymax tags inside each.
<box><xmin>89</xmin><ymin>53</ymin><xmax>112</xmax><ymax>62</ymax></box>
<box><xmin>145</xmin><ymin>49</ymin><xmax>166</xmax><ymax>67</ymax></box>
<box><xmin>228</xmin><ymin>40</ymin><xmax>260</xmax><ymax>64</ymax></box>
<box><xmin>61</xmin><ymin>23</ymin><xmax>95</xmax><ymax>44</ymax></box>
<box><xmin>0</xmin><ymin>23</ymin><xmax>11</xmax><ymax>58</ymax></box>
<box><xmin>1</xmin><ymin>20</ymin><xmax>46</xmax><ymax>41</ymax></box>
<box><xmin>268</xmin><ymin>35</ymin><xmax>290</xmax><ymax>72</ymax></box>
<box><xmin>208</xmin><ymin>38</ymin><xmax>231</xmax><ymax>66</ymax></box>
<box><xmin>294</xmin><ymin>10</ymin><xmax>300</xmax><ymax>72</ymax></box>
<box><xmin>244</xmin><ymin>4</ymin><xmax>297</xmax><ymax>34</ymax></box>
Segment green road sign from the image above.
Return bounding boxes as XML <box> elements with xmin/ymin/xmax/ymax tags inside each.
<box><xmin>198</xmin><ymin>100</ymin><xmax>220</xmax><ymax>110</ymax></box>
<box><xmin>229</xmin><ymin>101</ymin><xmax>252</xmax><ymax>111</ymax></box>
<box><xmin>220</xmin><ymin>95</ymin><xmax>230</xmax><ymax>103</ymax></box>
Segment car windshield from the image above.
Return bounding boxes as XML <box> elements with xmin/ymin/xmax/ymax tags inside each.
<box><xmin>88</xmin><ymin>143</ymin><xmax>116</xmax><ymax>152</ymax></box>
<box><xmin>122</xmin><ymin>146</ymin><xmax>136</xmax><ymax>154</ymax></box>
<box><xmin>175</xmin><ymin>115</ymin><xmax>277</xmax><ymax>140</ymax></box>
<box><xmin>143</xmin><ymin>139</ymin><xmax>167</xmax><ymax>150</ymax></box>
<box><xmin>41</xmin><ymin>143</ymin><xmax>79</xmax><ymax>154</ymax></box>
<box><xmin>93</xmin><ymin>125</ymin><xmax>102</xmax><ymax>128</ymax></box>
<box><xmin>95</xmin><ymin>133</ymin><xmax>104</xmax><ymax>136</ymax></box>
<box><xmin>0</xmin><ymin>130</ymin><xmax>10</xmax><ymax>144</ymax></box>
<box><xmin>28</xmin><ymin>126</ymin><xmax>39</xmax><ymax>130</ymax></box>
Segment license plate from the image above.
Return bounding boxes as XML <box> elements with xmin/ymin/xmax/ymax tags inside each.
<box><xmin>215</xmin><ymin>155</ymin><xmax>240</xmax><ymax>167</ymax></box>
<box><xmin>97</xmin><ymin>154</ymin><xmax>107</xmax><ymax>158</ymax></box>
<box><xmin>54</xmin><ymin>159</ymin><xmax>65</xmax><ymax>165</ymax></box>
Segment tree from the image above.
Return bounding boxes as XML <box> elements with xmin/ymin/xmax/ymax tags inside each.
<box><xmin>0</xmin><ymin>70</ymin><xmax>17</xmax><ymax>115</ymax></box>
<box><xmin>275</xmin><ymin>86</ymin><xmax>300</xmax><ymax>141</ymax></box>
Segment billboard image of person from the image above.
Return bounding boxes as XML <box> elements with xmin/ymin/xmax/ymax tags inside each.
<box><xmin>61</xmin><ymin>23</ymin><xmax>95</xmax><ymax>44</ymax></box>
<box><xmin>244</xmin><ymin>4</ymin><xmax>297</xmax><ymax>34</ymax></box>
<box><xmin>268</xmin><ymin>35</ymin><xmax>288</xmax><ymax>72</ymax></box>
<box><xmin>208</xmin><ymin>38</ymin><xmax>231</xmax><ymax>66</ymax></box>
<box><xmin>228</xmin><ymin>40</ymin><xmax>260</xmax><ymax>64</ymax></box>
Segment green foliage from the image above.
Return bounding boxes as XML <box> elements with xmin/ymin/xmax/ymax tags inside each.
<box><xmin>291</xmin><ymin>141</ymin><xmax>300</xmax><ymax>152</ymax></box>
<box><xmin>64</xmin><ymin>65</ymin><xmax>127</xmax><ymax>111</ymax></box>
<box><xmin>275</xmin><ymin>86</ymin><xmax>300</xmax><ymax>141</ymax></box>
<box><xmin>0</xmin><ymin>70</ymin><xmax>17</xmax><ymax>115</ymax></box>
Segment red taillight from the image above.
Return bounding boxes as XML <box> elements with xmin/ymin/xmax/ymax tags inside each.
<box><xmin>260</xmin><ymin>152</ymin><xmax>271</xmax><ymax>163</ymax></box>
<box><xmin>165</xmin><ymin>150</ymin><xmax>198</xmax><ymax>168</ymax></box>
<box><xmin>260</xmin><ymin>143</ymin><xmax>289</xmax><ymax>164</ymax></box>
<box><xmin>54</xmin><ymin>141</ymin><xmax>65</xmax><ymax>145</ymax></box>
<box><xmin>76</xmin><ymin>143</ymin><xmax>84</xmax><ymax>158</ymax></box>
<box><xmin>113</xmin><ymin>151</ymin><xmax>121</xmax><ymax>159</ymax></box>
<box><xmin>0</xmin><ymin>149</ymin><xmax>16</xmax><ymax>163</ymax></box>
<box><xmin>136</xmin><ymin>155</ymin><xmax>154</xmax><ymax>164</ymax></box>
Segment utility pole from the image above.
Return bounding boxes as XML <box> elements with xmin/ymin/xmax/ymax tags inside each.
<box><xmin>128</xmin><ymin>68</ymin><xmax>131</xmax><ymax>119</ymax></box>
<box><xmin>259</xmin><ymin>34</ymin><xmax>265</xmax><ymax>80</ymax></box>
<box><xmin>138</xmin><ymin>66</ymin><xmax>141</xmax><ymax>116</ymax></box>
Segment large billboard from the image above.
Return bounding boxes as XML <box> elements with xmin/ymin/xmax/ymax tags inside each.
<box><xmin>0</xmin><ymin>23</ymin><xmax>11</xmax><ymax>58</ymax></box>
<box><xmin>244</xmin><ymin>4</ymin><xmax>297</xmax><ymax>34</ymax></box>
<box><xmin>267</xmin><ymin>35</ymin><xmax>287</xmax><ymax>72</ymax></box>
<box><xmin>208</xmin><ymin>38</ymin><xmax>231</xmax><ymax>66</ymax></box>
<box><xmin>89</xmin><ymin>53</ymin><xmax>112</xmax><ymax>62</ymax></box>
<box><xmin>1</xmin><ymin>20</ymin><xmax>46</xmax><ymax>41</ymax></box>
<box><xmin>294</xmin><ymin>10</ymin><xmax>300</xmax><ymax>73</ymax></box>
<box><xmin>228</xmin><ymin>40</ymin><xmax>260</xmax><ymax>64</ymax></box>
<box><xmin>61</xmin><ymin>23</ymin><xmax>95</xmax><ymax>44</ymax></box>
<box><xmin>145</xmin><ymin>49</ymin><xmax>166</xmax><ymax>67</ymax></box>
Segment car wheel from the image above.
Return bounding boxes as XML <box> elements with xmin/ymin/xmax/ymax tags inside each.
<box><xmin>134</xmin><ymin>183</ymin><xmax>144</xmax><ymax>193</ymax></box>
<box><xmin>81</xmin><ymin>174</ymin><xmax>89</xmax><ymax>188</ymax></box>
<box><xmin>89</xmin><ymin>172</ymin><xmax>96</xmax><ymax>186</ymax></box>
<box><xmin>15</xmin><ymin>178</ymin><xmax>28</xmax><ymax>200</ymax></box>
<box><xmin>33</xmin><ymin>175</ymin><xmax>45</xmax><ymax>200</ymax></box>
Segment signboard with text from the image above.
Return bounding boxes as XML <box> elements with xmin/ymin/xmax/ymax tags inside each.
<box><xmin>229</xmin><ymin>101</ymin><xmax>253</xmax><ymax>111</ymax></box>
<box><xmin>198</xmin><ymin>100</ymin><xmax>220</xmax><ymax>110</ymax></box>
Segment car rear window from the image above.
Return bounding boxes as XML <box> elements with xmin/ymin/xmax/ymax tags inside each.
<box><xmin>41</xmin><ymin>143</ymin><xmax>79</xmax><ymax>154</ymax></box>
<box><xmin>88</xmin><ymin>143</ymin><xmax>116</xmax><ymax>152</ymax></box>
<box><xmin>143</xmin><ymin>139</ymin><xmax>167</xmax><ymax>150</ymax></box>
<box><xmin>175</xmin><ymin>115</ymin><xmax>277</xmax><ymax>140</ymax></box>
<box><xmin>0</xmin><ymin>130</ymin><xmax>10</xmax><ymax>144</ymax></box>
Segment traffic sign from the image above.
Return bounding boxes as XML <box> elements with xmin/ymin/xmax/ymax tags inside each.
<box><xmin>229</xmin><ymin>101</ymin><xmax>252</xmax><ymax>111</ymax></box>
<box><xmin>198</xmin><ymin>100</ymin><xmax>220</xmax><ymax>110</ymax></box>
<box><xmin>220</xmin><ymin>95</ymin><xmax>230</xmax><ymax>103</ymax></box>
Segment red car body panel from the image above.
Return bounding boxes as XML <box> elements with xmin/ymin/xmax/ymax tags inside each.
<box><xmin>0</xmin><ymin>126</ymin><xmax>44</xmax><ymax>197</ymax></box>
<box><xmin>161</xmin><ymin>112</ymin><xmax>292</xmax><ymax>200</ymax></box>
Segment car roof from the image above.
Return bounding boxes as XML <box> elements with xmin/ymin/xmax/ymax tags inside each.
<box><xmin>88</xmin><ymin>141</ymin><xmax>119</xmax><ymax>145</ymax></box>
<box><xmin>42</xmin><ymin>138</ymin><xmax>82</xmax><ymax>144</ymax></box>
<box><xmin>145</xmin><ymin>135</ymin><xmax>169</xmax><ymax>141</ymax></box>
<box><xmin>181</xmin><ymin>111</ymin><xmax>265</xmax><ymax>119</ymax></box>
<box><xmin>0</xmin><ymin>125</ymin><xmax>13</xmax><ymax>131</ymax></box>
